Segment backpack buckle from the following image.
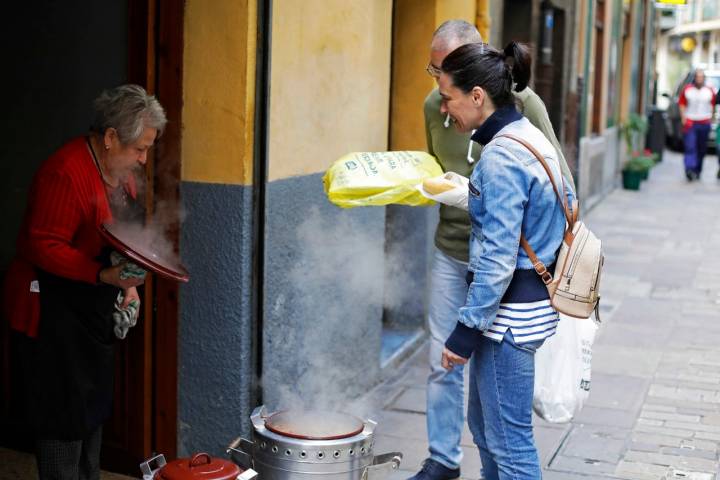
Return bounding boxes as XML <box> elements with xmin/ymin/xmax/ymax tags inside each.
<box><xmin>533</xmin><ymin>262</ymin><xmax>553</xmax><ymax>285</ymax></box>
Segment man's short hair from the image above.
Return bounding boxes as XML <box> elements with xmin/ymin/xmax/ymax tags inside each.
<box><xmin>432</xmin><ymin>20</ymin><xmax>482</xmax><ymax>50</ymax></box>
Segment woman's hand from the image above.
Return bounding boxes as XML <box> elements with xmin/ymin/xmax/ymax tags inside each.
<box><xmin>441</xmin><ymin>347</ymin><xmax>469</xmax><ymax>370</ymax></box>
<box><xmin>121</xmin><ymin>286</ymin><xmax>141</xmax><ymax>310</ymax></box>
<box><xmin>99</xmin><ymin>264</ymin><xmax>145</xmax><ymax>289</ymax></box>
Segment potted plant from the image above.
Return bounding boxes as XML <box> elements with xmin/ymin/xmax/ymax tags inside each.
<box><xmin>622</xmin><ymin>157</ymin><xmax>648</xmax><ymax>190</ymax></box>
<box><xmin>620</xmin><ymin>113</ymin><xmax>649</xmax><ymax>156</ymax></box>
<box><xmin>629</xmin><ymin>149</ymin><xmax>658</xmax><ymax>180</ymax></box>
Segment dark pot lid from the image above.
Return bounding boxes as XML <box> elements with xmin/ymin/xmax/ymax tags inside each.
<box><xmin>264</xmin><ymin>410</ymin><xmax>364</xmax><ymax>440</ymax></box>
<box><xmin>156</xmin><ymin>453</ymin><xmax>241</xmax><ymax>480</ymax></box>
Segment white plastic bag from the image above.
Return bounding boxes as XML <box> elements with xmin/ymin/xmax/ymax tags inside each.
<box><xmin>533</xmin><ymin>314</ymin><xmax>599</xmax><ymax>423</ymax></box>
<box><xmin>416</xmin><ymin>172</ymin><xmax>469</xmax><ymax>210</ymax></box>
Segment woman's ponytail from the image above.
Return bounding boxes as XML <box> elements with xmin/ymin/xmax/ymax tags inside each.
<box><xmin>503</xmin><ymin>41</ymin><xmax>531</xmax><ymax>92</ymax></box>
<box><xmin>442</xmin><ymin>41</ymin><xmax>534</xmax><ymax>108</ymax></box>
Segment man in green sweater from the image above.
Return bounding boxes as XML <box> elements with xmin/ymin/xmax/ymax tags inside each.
<box><xmin>410</xmin><ymin>20</ymin><xmax>576</xmax><ymax>480</ymax></box>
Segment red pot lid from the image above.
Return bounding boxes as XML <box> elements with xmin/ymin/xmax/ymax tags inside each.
<box><xmin>156</xmin><ymin>453</ymin><xmax>241</xmax><ymax>480</ymax></box>
<box><xmin>264</xmin><ymin>410</ymin><xmax>364</xmax><ymax>440</ymax></box>
<box><xmin>99</xmin><ymin>222</ymin><xmax>189</xmax><ymax>283</ymax></box>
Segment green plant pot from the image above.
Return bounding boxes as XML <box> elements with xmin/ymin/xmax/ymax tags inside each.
<box><xmin>639</xmin><ymin>169</ymin><xmax>649</xmax><ymax>180</ymax></box>
<box><xmin>622</xmin><ymin>169</ymin><xmax>643</xmax><ymax>190</ymax></box>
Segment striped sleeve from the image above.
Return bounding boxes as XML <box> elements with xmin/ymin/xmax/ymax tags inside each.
<box><xmin>482</xmin><ymin>300</ymin><xmax>559</xmax><ymax>343</ymax></box>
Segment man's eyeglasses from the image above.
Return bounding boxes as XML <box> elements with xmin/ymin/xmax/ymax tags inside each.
<box><xmin>426</xmin><ymin>62</ymin><xmax>442</xmax><ymax>78</ymax></box>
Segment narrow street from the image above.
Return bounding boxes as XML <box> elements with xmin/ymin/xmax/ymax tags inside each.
<box><xmin>373</xmin><ymin>148</ymin><xmax>720</xmax><ymax>480</ymax></box>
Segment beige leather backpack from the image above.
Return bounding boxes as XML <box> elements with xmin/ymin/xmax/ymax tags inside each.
<box><xmin>500</xmin><ymin>134</ymin><xmax>604</xmax><ymax>321</ymax></box>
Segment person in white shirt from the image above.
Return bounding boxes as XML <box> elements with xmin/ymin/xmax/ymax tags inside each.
<box><xmin>679</xmin><ymin>69</ymin><xmax>716</xmax><ymax>180</ymax></box>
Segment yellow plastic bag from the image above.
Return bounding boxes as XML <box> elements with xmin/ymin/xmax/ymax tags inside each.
<box><xmin>323</xmin><ymin>151</ymin><xmax>443</xmax><ymax>208</ymax></box>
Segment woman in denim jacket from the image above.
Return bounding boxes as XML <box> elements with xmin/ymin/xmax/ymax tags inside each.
<box><xmin>437</xmin><ymin>42</ymin><xmax>575</xmax><ymax>479</ymax></box>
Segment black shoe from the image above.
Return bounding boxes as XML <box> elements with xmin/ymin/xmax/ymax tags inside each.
<box><xmin>686</xmin><ymin>170</ymin><xmax>694</xmax><ymax>181</ymax></box>
<box><xmin>407</xmin><ymin>459</ymin><xmax>460</xmax><ymax>480</ymax></box>
<box><xmin>717</xmin><ymin>169</ymin><xmax>720</xmax><ymax>180</ymax></box>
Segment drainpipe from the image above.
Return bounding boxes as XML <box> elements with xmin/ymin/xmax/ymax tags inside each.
<box><xmin>251</xmin><ymin>0</ymin><xmax>272</xmax><ymax>410</ymax></box>
<box><xmin>476</xmin><ymin>0</ymin><xmax>491</xmax><ymax>42</ymax></box>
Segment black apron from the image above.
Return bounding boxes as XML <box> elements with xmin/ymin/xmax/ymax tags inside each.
<box><xmin>18</xmin><ymin>178</ymin><xmax>142</xmax><ymax>440</ymax></box>
<box><xmin>22</xmin><ymin>264</ymin><xmax>119</xmax><ymax>440</ymax></box>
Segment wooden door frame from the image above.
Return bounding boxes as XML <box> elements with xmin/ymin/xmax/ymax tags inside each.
<box><xmin>152</xmin><ymin>0</ymin><xmax>184</xmax><ymax>461</ymax></box>
<box><xmin>126</xmin><ymin>0</ymin><xmax>184</xmax><ymax>463</ymax></box>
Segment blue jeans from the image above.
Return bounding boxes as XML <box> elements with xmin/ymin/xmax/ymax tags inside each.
<box><xmin>683</xmin><ymin>122</ymin><xmax>711</xmax><ymax>174</ymax></box>
<box><xmin>468</xmin><ymin>331</ymin><xmax>544</xmax><ymax>480</ymax></box>
<box><xmin>426</xmin><ymin>248</ymin><xmax>468</xmax><ymax>469</ymax></box>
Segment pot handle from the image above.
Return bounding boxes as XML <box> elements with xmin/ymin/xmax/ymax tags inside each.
<box><xmin>236</xmin><ymin>468</ymin><xmax>259</xmax><ymax>480</ymax></box>
<box><xmin>227</xmin><ymin>437</ymin><xmax>254</xmax><ymax>470</ymax></box>
<box><xmin>250</xmin><ymin>405</ymin><xmax>267</xmax><ymax>430</ymax></box>
<box><xmin>139</xmin><ymin>454</ymin><xmax>167</xmax><ymax>477</ymax></box>
<box><xmin>362</xmin><ymin>452</ymin><xmax>402</xmax><ymax>480</ymax></box>
<box><xmin>362</xmin><ymin>418</ymin><xmax>377</xmax><ymax>435</ymax></box>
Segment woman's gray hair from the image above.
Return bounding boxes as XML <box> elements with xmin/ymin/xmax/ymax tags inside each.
<box><xmin>91</xmin><ymin>84</ymin><xmax>167</xmax><ymax>144</ymax></box>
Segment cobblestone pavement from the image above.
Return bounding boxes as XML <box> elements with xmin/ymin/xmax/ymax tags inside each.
<box><xmin>370</xmin><ymin>149</ymin><xmax>720</xmax><ymax>480</ymax></box>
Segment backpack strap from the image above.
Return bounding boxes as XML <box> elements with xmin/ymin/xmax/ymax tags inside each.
<box><xmin>496</xmin><ymin>133</ymin><xmax>574</xmax><ymax>284</ymax></box>
<box><xmin>498</xmin><ymin>133</ymin><xmax>572</xmax><ymax>225</ymax></box>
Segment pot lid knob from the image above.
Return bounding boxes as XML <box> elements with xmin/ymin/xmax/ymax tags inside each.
<box><xmin>190</xmin><ymin>453</ymin><xmax>212</xmax><ymax>468</ymax></box>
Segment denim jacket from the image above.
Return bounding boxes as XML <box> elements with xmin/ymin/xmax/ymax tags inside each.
<box><xmin>458</xmin><ymin>110</ymin><xmax>575</xmax><ymax>335</ymax></box>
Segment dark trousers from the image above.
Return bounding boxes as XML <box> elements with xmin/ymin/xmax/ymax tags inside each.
<box><xmin>36</xmin><ymin>427</ymin><xmax>102</xmax><ymax>480</ymax></box>
<box><xmin>683</xmin><ymin>122</ymin><xmax>711</xmax><ymax>174</ymax></box>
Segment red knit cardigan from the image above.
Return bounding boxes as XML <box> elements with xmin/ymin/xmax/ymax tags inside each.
<box><xmin>3</xmin><ymin>137</ymin><xmax>133</xmax><ymax>337</ymax></box>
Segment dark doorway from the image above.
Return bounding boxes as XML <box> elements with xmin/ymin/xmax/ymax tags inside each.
<box><xmin>0</xmin><ymin>1</ymin><xmax>183</xmax><ymax>475</ymax></box>
<box><xmin>534</xmin><ymin>3</ymin><xmax>567</xmax><ymax>136</ymax></box>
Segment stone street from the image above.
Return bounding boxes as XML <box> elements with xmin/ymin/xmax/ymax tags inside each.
<box><xmin>371</xmin><ymin>148</ymin><xmax>720</xmax><ymax>480</ymax></box>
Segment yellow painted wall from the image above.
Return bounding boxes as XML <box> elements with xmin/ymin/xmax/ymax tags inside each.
<box><xmin>436</xmin><ymin>0</ymin><xmax>476</xmax><ymax>27</ymax></box>
<box><xmin>390</xmin><ymin>0</ymin><xmax>476</xmax><ymax>151</ymax></box>
<box><xmin>475</xmin><ymin>0</ymin><xmax>491</xmax><ymax>42</ymax></box>
<box><xmin>267</xmin><ymin>0</ymin><xmax>393</xmax><ymax>181</ymax></box>
<box><xmin>182</xmin><ymin>0</ymin><xmax>257</xmax><ymax>185</ymax></box>
<box><xmin>390</xmin><ymin>0</ymin><xmax>436</xmax><ymax>151</ymax></box>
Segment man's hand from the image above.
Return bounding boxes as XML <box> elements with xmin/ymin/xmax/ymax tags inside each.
<box><xmin>441</xmin><ymin>347</ymin><xmax>469</xmax><ymax>370</ymax></box>
<box><xmin>99</xmin><ymin>264</ymin><xmax>145</xmax><ymax>289</ymax></box>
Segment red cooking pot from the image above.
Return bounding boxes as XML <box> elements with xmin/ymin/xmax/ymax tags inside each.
<box><xmin>140</xmin><ymin>453</ymin><xmax>257</xmax><ymax>480</ymax></box>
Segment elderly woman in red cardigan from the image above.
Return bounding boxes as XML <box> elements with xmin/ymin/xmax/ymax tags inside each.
<box><xmin>3</xmin><ymin>84</ymin><xmax>166</xmax><ymax>480</ymax></box>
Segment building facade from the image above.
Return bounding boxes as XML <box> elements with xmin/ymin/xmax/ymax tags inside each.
<box><xmin>0</xmin><ymin>0</ymin><xmax>658</xmax><ymax>475</ymax></box>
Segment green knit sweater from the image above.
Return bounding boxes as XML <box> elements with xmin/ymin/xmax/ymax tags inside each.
<box><xmin>424</xmin><ymin>87</ymin><xmax>576</xmax><ymax>263</ymax></box>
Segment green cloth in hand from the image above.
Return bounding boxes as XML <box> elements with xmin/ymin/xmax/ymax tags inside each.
<box><xmin>110</xmin><ymin>251</ymin><xmax>147</xmax><ymax>281</ymax></box>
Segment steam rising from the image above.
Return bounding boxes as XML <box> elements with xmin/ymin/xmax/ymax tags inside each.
<box><xmin>109</xmin><ymin>167</ymin><xmax>187</xmax><ymax>272</ymax></box>
<box><xmin>110</xmin><ymin>220</ymin><xmax>180</xmax><ymax>268</ymax></box>
<box><xmin>263</xmin><ymin>206</ymin><xmax>425</xmax><ymax>420</ymax></box>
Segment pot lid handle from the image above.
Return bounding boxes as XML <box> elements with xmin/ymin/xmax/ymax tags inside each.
<box><xmin>189</xmin><ymin>453</ymin><xmax>212</xmax><ymax>468</ymax></box>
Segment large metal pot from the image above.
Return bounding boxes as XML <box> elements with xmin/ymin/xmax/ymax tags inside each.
<box><xmin>228</xmin><ymin>405</ymin><xmax>401</xmax><ymax>480</ymax></box>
